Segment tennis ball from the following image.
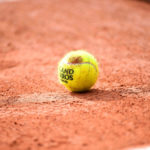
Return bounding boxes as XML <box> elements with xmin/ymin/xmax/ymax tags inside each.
<box><xmin>58</xmin><ymin>50</ymin><xmax>99</xmax><ymax>92</ymax></box>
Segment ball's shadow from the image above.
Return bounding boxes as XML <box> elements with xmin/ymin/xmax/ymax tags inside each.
<box><xmin>70</xmin><ymin>88</ymin><xmax>123</xmax><ymax>101</ymax></box>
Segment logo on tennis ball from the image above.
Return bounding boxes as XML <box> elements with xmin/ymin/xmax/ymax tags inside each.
<box><xmin>59</xmin><ymin>56</ymin><xmax>82</xmax><ymax>83</ymax></box>
<box><xmin>59</xmin><ymin>68</ymin><xmax>74</xmax><ymax>83</ymax></box>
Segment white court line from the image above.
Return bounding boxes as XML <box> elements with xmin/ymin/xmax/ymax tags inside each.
<box><xmin>124</xmin><ymin>146</ymin><xmax>150</xmax><ymax>150</ymax></box>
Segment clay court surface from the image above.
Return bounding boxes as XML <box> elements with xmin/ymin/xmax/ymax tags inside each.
<box><xmin>0</xmin><ymin>0</ymin><xmax>150</xmax><ymax>149</ymax></box>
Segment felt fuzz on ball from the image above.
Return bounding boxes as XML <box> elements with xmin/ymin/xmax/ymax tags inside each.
<box><xmin>58</xmin><ymin>50</ymin><xmax>99</xmax><ymax>92</ymax></box>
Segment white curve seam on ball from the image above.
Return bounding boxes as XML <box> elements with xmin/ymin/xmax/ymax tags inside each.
<box><xmin>67</xmin><ymin>62</ymin><xmax>97</xmax><ymax>72</ymax></box>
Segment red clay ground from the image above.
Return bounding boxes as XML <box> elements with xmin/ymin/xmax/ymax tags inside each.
<box><xmin>0</xmin><ymin>0</ymin><xmax>150</xmax><ymax>150</ymax></box>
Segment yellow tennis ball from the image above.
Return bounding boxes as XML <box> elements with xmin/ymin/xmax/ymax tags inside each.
<box><xmin>58</xmin><ymin>50</ymin><xmax>99</xmax><ymax>92</ymax></box>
